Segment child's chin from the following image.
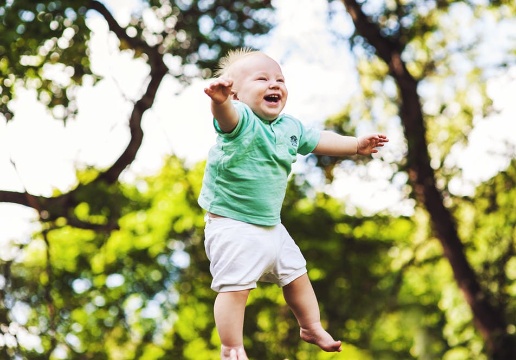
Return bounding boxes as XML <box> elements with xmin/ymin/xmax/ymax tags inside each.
<box><xmin>261</xmin><ymin>110</ymin><xmax>281</xmax><ymax>120</ymax></box>
<box><xmin>262</xmin><ymin>115</ymin><xmax>279</xmax><ymax>121</ymax></box>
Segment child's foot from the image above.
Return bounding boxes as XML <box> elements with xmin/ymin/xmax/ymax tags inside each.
<box><xmin>300</xmin><ymin>323</ymin><xmax>342</xmax><ymax>352</ymax></box>
<box><xmin>221</xmin><ymin>345</ymin><xmax>249</xmax><ymax>360</ymax></box>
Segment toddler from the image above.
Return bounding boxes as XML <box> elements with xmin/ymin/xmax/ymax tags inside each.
<box><xmin>199</xmin><ymin>48</ymin><xmax>388</xmax><ymax>360</ymax></box>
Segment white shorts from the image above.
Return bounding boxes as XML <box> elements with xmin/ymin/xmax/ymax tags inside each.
<box><xmin>204</xmin><ymin>215</ymin><xmax>307</xmax><ymax>292</ymax></box>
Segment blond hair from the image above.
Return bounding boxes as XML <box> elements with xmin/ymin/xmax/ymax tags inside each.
<box><xmin>215</xmin><ymin>47</ymin><xmax>260</xmax><ymax>77</ymax></box>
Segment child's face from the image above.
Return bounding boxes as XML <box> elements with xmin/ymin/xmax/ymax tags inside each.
<box><xmin>229</xmin><ymin>54</ymin><xmax>288</xmax><ymax>121</ymax></box>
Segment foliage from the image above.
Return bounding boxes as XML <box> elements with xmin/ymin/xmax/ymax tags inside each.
<box><xmin>0</xmin><ymin>1</ymin><xmax>274</xmax><ymax>357</ymax></box>
<box><xmin>3</xmin><ymin>156</ymin><xmax>515</xmax><ymax>359</ymax></box>
<box><xmin>317</xmin><ymin>0</ymin><xmax>516</xmax><ymax>358</ymax></box>
<box><xmin>1</xmin><ymin>0</ymin><xmax>516</xmax><ymax>359</ymax></box>
<box><xmin>1</xmin><ymin>157</ymin><xmax>205</xmax><ymax>359</ymax></box>
<box><xmin>0</xmin><ymin>0</ymin><xmax>273</xmax><ymax>120</ymax></box>
<box><xmin>454</xmin><ymin>160</ymin><xmax>516</xmax><ymax>345</ymax></box>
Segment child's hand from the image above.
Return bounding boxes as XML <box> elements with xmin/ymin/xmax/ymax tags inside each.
<box><xmin>357</xmin><ymin>134</ymin><xmax>389</xmax><ymax>155</ymax></box>
<box><xmin>204</xmin><ymin>78</ymin><xmax>234</xmax><ymax>104</ymax></box>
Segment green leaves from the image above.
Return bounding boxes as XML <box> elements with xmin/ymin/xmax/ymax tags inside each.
<box><xmin>0</xmin><ymin>0</ymin><xmax>273</xmax><ymax>121</ymax></box>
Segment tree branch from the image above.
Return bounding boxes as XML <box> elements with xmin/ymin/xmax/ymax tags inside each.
<box><xmin>1</xmin><ymin>1</ymin><xmax>169</xmax><ymax>220</ymax></box>
<box><xmin>341</xmin><ymin>0</ymin><xmax>514</xmax><ymax>356</ymax></box>
<box><xmin>88</xmin><ymin>0</ymin><xmax>169</xmax><ymax>184</ymax></box>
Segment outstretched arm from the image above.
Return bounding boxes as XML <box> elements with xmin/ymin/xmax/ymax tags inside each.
<box><xmin>204</xmin><ymin>78</ymin><xmax>239</xmax><ymax>133</ymax></box>
<box><xmin>312</xmin><ymin>131</ymin><xmax>388</xmax><ymax>156</ymax></box>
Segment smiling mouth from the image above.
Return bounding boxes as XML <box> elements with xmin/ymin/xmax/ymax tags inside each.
<box><xmin>264</xmin><ymin>94</ymin><xmax>281</xmax><ymax>103</ymax></box>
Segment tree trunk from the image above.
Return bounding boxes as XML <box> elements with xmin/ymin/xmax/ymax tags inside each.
<box><xmin>341</xmin><ymin>0</ymin><xmax>516</xmax><ymax>358</ymax></box>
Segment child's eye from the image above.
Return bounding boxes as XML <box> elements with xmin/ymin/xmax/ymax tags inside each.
<box><xmin>257</xmin><ymin>77</ymin><xmax>267</xmax><ymax>81</ymax></box>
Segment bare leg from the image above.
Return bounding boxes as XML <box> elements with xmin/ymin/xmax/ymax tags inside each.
<box><xmin>282</xmin><ymin>274</ymin><xmax>342</xmax><ymax>352</ymax></box>
<box><xmin>215</xmin><ymin>290</ymin><xmax>251</xmax><ymax>360</ymax></box>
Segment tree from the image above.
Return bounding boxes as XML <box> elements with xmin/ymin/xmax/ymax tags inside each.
<box><xmin>2</xmin><ymin>1</ymin><xmax>516</xmax><ymax>359</ymax></box>
<box><xmin>0</xmin><ymin>0</ymin><xmax>273</xmax><ymax>358</ymax></box>
<box><xmin>329</xmin><ymin>0</ymin><xmax>516</xmax><ymax>358</ymax></box>
<box><xmin>0</xmin><ymin>0</ymin><xmax>272</xmax><ymax>205</ymax></box>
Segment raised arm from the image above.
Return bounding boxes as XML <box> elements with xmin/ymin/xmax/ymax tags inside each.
<box><xmin>313</xmin><ymin>130</ymin><xmax>389</xmax><ymax>156</ymax></box>
<box><xmin>204</xmin><ymin>78</ymin><xmax>239</xmax><ymax>133</ymax></box>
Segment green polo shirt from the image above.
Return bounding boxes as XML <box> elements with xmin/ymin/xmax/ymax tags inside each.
<box><xmin>198</xmin><ymin>101</ymin><xmax>321</xmax><ymax>226</ymax></box>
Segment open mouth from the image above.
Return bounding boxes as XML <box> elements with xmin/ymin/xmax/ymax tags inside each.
<box><xmin>264</xmin><ymin>94</ymin><xmax>281</xmax><ymax>103</ymax></box>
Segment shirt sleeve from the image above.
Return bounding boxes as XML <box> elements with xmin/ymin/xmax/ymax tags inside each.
<box><xmin>213</xmin><ymin>101</ymin><xmax>249</xmax><ymax>139</ymax></box>
<box><xmin>296</xmin><ymin>120</ymin><xmax>321</xmax><ymax>155</ymax></box>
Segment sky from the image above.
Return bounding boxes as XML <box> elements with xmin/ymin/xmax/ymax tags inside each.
<box><xmin>1</xmin><ymin>0</ymin><xmax>516</xmax><ymax>247</ymax></box>
<box><xmin>0</xmin><ymin>0</ymin><xmax>358</xmax><ymax>246</ymax></box>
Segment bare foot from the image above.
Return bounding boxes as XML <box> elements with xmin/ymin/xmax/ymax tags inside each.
<box><xmin>221</xmin><ymin>345</ymin><xmax>249</xmax><ymax>360</ymax></box>
<box><xmin>300</xmin><ymin>323</ymin><xmax>342</xmax><ymax>352</ymax></box>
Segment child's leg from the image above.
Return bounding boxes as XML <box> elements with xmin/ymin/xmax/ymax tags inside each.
<box><xmin>282</xmin><ymin>274</ymin><xmax>342</xmax><ymax>352</ymax></box>
<box><xmin>215</xmin><ymin>290</ymin><xmax>251</xmax><ymax>360</ymax></box>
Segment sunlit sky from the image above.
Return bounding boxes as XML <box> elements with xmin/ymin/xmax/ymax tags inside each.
<box><xmin>1</xmin><ymin>0</ymin><xmax>515</xmax><ymax>244</ymax></box>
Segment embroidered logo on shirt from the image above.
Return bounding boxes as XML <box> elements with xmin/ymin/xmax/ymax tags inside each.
<box><xmin>290</xmin><ymin>135</ymin><xmax>298</xmax><ymax>147</ymax></box>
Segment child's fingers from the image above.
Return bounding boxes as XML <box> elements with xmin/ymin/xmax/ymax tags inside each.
<box><xmin>219</xmin><ymin>78</ymin><xmax>233</xmax><ymax>87</ymax></box>
<box><xmin>210</xmin><ymin>78</ymin><xmax>233</xmax><ymax>88</ymax></box>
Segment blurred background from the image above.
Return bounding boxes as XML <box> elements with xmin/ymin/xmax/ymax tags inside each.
<box><xmin>0</xmin><ymin>0</ymin><xmax>515</xmax><ymax>359</ymax></box>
